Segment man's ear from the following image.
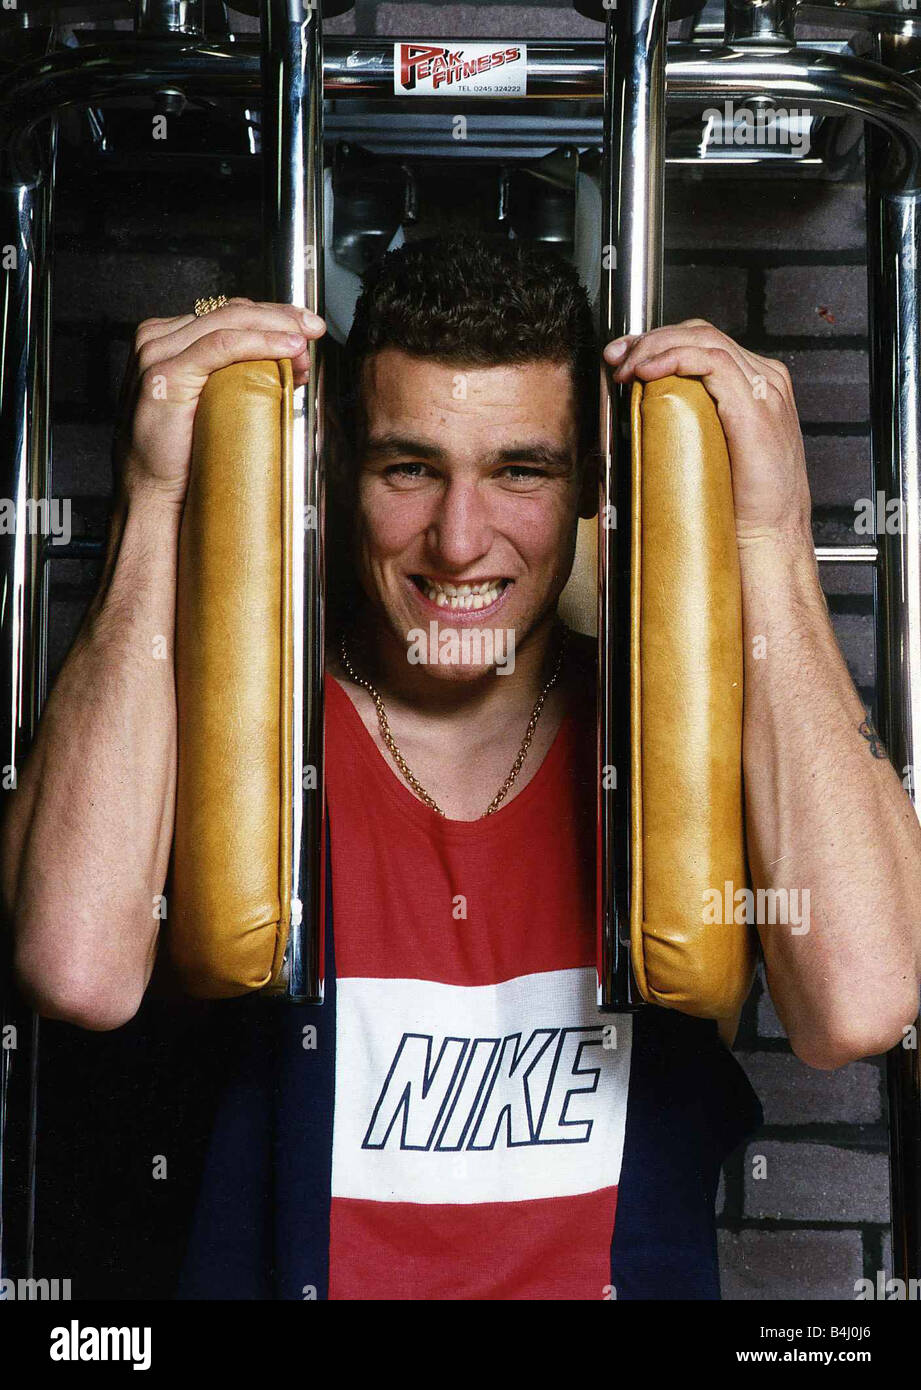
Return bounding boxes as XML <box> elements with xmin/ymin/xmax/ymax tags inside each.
<box><xmin>577</xmin><ymin>448</ymin><xmax>601</xmax><ymax>520</ymax></box>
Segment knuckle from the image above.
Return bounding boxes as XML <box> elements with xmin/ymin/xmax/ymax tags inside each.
<box><xmin>135</xmin><ymin>343</ymin><xmax>157</xmax><ymax>374</ymax></box>
<box><xmin>209</xmin><ymin>327</ymin><xmax>236</xmax><ymax>355</ymax></box>
<box><xmin>764</xmin><ymin>381</ymin><xmax>786</xmax><ymax>409</ymax></box>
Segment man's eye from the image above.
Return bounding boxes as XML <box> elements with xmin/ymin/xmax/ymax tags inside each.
<box><xmin>500</xmin><ymin>465</ymin><xmax>545</xmax><ymax>481</ymax></box>
<box><xmin>384</xmin><ymin>462</ymin><xmax>430</xmax><ymax>480</ymax></box>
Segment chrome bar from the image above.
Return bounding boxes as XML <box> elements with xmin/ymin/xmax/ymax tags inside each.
<box><xmin>135</xmin><ymin>0</ymin><xmax>204</xmax><ymax>36</ymax></box>
<box><xmin>667</xmin><ymin>45</ymin><xmax>921</xmax><ymax>193</ymax></box>
<box><xmin>799</xmin><ymin>1</ymin><xmax>921</xmax><ymax>38</ymax></box>
<box><xmin>0</xmin><ymin>40</ymin><xmax>260</xmax><ymax>184</ymax></box>
<box><xmin>597</xmin><ymin>0</ymin><xmax>668</xmax><ymax>1010</ymax></box>
<box><xmin>865</xmin><ymin>35</ymin><xmax>921</xmax><ymax>1282</ymax></box>
<box><xmin>816</xmin><ymin>546</ymin><xmax>879</xmax><ymax>563</ymax></box>
<box><xmin>261</xmin><ymin>0</ymin><xmax>325</xmax><ymax>1003</ymax></box>
<box><xmin>724</xmin><ymin>0</ymin><xmax>797</xmax><ymax>47</ymax></box>
<box><xmin>323</xmin><ymin>108</ymin><xmax>830</xmax><ymax>162</ymax></box>
<box><xmin>3</xmin><ymin>39</ymin><xmax>921</xmax><ymax>192</ymax></box>
<box><xmin>0</xmin><ymin>113</ymin><xmax>57</xmax><ymax>1280</ymax></box>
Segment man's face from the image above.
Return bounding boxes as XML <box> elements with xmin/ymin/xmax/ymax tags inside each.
<box><xmin>353</xmin><ymin>347</ymin><xmax>587</xmax><ymax>680</ymax></box>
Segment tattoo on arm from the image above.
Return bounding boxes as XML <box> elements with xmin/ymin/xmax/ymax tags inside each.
<box><xmin>858</xmin><ymin>715</ymin><xmax>888</xmax><ymax>759</ymax></box>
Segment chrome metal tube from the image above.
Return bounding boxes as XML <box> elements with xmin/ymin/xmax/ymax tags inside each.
<box><xmin>815</xmin><ymin>546</ymin><xmax>879</xmax><ymax>563</ymax></box>
<box><xmin>724</xmin><ymin>0</ymin><xmax>797</xmax><ymax>47</ymax></box>
<box><xmin>4</xmin><ymin>39</ymin><xmax>921</xmax><ymax>191</ymax></box>
<box><xmin>261</xmin><ymin>0</ymin><xmax>325</xmax><ymax>1003</ymax></box>
<box><xmin>0</xmin><ymin>118</ymin><xmax>57</xmax><ymax>1281</ymax></box>
<box><xmin>597</xmin><ymin>0</ymin><xmax>668</xmax><ymax>1010</ymax></box>
<box><xmin>0</xmin><ymin>40</ymin><xmax>260</xmax><ymax>184</ymax></box>
<box><xmin>798</xmin><ymin>1</ymin><xmax>921</xmax><ymax>38</ymax></box>
<box><xmin>667</xmin><ymin>44</ymin><xmax>921</xmax><ymax>193</ymax></box>
<box><xmin>135</xmin><ymin>0</ymin><xmax>204</xmax><ymax>36</ymax></box>
<box><xmin>866</xmin><ymin>110</ymin><xmax>921</xmax><ymax>1284</ymax></box>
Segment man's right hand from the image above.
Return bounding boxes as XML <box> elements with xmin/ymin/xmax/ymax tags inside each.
<box><xmin>113</xmin><ymin>296</ymin><xmax>325</xmax><ymax>508</ymax></box>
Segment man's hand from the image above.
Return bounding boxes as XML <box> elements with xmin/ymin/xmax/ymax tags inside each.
<box><xmin>603</xmin><ymin>320</ymin><xmax>921</xmax><ymax>1066</ymax></box>
<box><xmin>113</xmin><ymin>297</ymin><xmax>326</xmax><ymax>509</ymax></box>
<box><xmin>604</xmin><ymin>319</ymin><xmax>812</xmax><ymax>548</ymax></box>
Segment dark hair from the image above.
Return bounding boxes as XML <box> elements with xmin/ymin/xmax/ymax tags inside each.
<box><xmin>339</xmin><ymin>232</ymin><xmax>599</xmax><ymax>464</ymax></box>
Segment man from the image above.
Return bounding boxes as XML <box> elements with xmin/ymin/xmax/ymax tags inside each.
<box><xmin>2</xmin><ymin>235</ymin><xmax>920</xmax><ymax>1300</ymax></box>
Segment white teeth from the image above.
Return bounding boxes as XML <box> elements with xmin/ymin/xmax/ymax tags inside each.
<box><xmin>419</xmin><ymin>578</ymin><xmax>507</xmax><ymax>609</ymax></box>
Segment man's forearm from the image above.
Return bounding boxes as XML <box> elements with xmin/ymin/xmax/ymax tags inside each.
<box><xmin>0</xmin><ymin>480</ymin><xmax>182</xmax><ymax>1029</ymax></box>
<box><xmin>739</xmin><ymin>529</ymin><xmax>921</xmax><ymax>1068</ymax></box>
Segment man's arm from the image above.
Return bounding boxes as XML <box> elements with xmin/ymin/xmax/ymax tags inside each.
<box><xmin>0</xmin><ymin>298</ymin><xmax>321</xmax><ymax>1030</ymax></box>
<box><xmin>0</xmin><ymin>481</ymin><xmax>182</xmax><ymax>1030</ymax></box>
<box><xmin>606</xmin><ymin>319</ymin><xmax>921</xmax><ymax>1068</ymax></box>
<box><xmin>738</xmin><ymin>529</ymin><xmax>921</xmax><ymax>1068</ymax></box>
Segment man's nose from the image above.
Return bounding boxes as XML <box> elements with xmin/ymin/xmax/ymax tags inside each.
<box><xmin>426</xmin><ymin>479</ymin><xmax>493</xmax><ymax>569</ymax></box>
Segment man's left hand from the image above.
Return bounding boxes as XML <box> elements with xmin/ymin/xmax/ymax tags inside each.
<box><xmin>604</xmin><ymin>319</ymin><xmax>813</xmax><ymax>548</ymax></box>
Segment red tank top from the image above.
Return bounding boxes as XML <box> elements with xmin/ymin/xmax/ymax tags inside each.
<box><xmin>323</xmin><ymin>654</ymin><xmax>631</xmax><ymax>1300</ymax></box>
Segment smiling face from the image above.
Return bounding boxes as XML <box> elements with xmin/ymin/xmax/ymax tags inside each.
<box><xmin>352</xmin><ymin>346</ymin><xmax>588</xmax><ymax>681</ymax></box>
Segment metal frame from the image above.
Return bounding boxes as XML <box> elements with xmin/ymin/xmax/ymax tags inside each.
<box><xmin>1</xmin><ymin>0</ymin><xmax>919</xmax><ymax>1287</ymax></box>
<box><xmin>261</xmin><ymin>0</ymin><xmax>326</xmax><ymax>1004</ymax></box>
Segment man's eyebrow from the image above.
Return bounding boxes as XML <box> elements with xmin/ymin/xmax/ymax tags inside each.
<box><xmin>491</xmin><ymin>442</ymin><xmax>575</xmax><ymax>469</ymax></box>
<box><xmin>363</xmin><ymin>435</ymin><xmax>575</xmax><ymax>468</ymax></box>
<box><xmin>364</xmin><ymin>434</ymin><xmax>446</xmax><ymax>459</ymax></box>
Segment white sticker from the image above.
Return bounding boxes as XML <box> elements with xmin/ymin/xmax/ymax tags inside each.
<box><xmin>393</xmin><ymin>41</ymin><xmax>528</xmax><ymax>97</ymax></box>
<box><xmin>332</xmin><ymin>968</ymin><xmax>632</xmax><ymax>1205</ymax></box>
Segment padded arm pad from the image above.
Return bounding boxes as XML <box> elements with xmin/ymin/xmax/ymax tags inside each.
<box><xmin>630</xmin><ymin>376</ymin><xmax>756</xmax><ymax>1022</ymax></box>
<box><xmin>168</xmin><ymin>359</ymin><xmax>294</xmax><ymax>998</ymax></box>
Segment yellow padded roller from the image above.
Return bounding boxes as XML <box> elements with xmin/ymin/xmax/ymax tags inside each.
<box><xmin>169</xmin><ymin>359</ymin><xmax>294</xmax><ymax>997</ymax></box>
<box><xmin>629</xmin><ymin>376</ymin><xmax>756</xmax><ymax>1025</ymax></box>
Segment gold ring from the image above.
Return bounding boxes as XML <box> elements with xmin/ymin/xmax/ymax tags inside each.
<box><xmin>194</xmin><ymin>295</ymin><xmax>229</xmax><ymax>318</ymax></box>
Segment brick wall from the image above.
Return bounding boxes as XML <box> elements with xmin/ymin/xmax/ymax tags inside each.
<box><xmin>662</xmin><ymin>173</ymin><xmax>889</xmax><ymax>1301</ymax></box>
<box><xmin>44</xmin><ymin>0</ymin><xmax>889</xmax><ymax>1299</ymax></box>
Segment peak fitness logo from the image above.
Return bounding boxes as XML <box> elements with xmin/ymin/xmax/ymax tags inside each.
<box><xmin>394</xmin><ymin>42</ymin><xmax>527</xmax><ymax>97</ymax></box>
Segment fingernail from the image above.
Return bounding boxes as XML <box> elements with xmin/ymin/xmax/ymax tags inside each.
<box><xmin>301</xmin><ymin>310</ymin><xmax>323</xmax><ymax>329</ymax></box>
<box><xmin>606</xmin><ymin>338</ymin><xmax>628</xmax><ymax>360</ymax></box>
<box><xmin>287</xmin><ymin>333</ymin><xmax>306</xmax><ymax>349</ymax></box>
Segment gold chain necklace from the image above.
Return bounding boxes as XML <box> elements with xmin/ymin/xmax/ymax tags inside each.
<box><xmin>338</xmin><ymin>627</ymin><xmax>568</xmax><ymax>819</ymax></box>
